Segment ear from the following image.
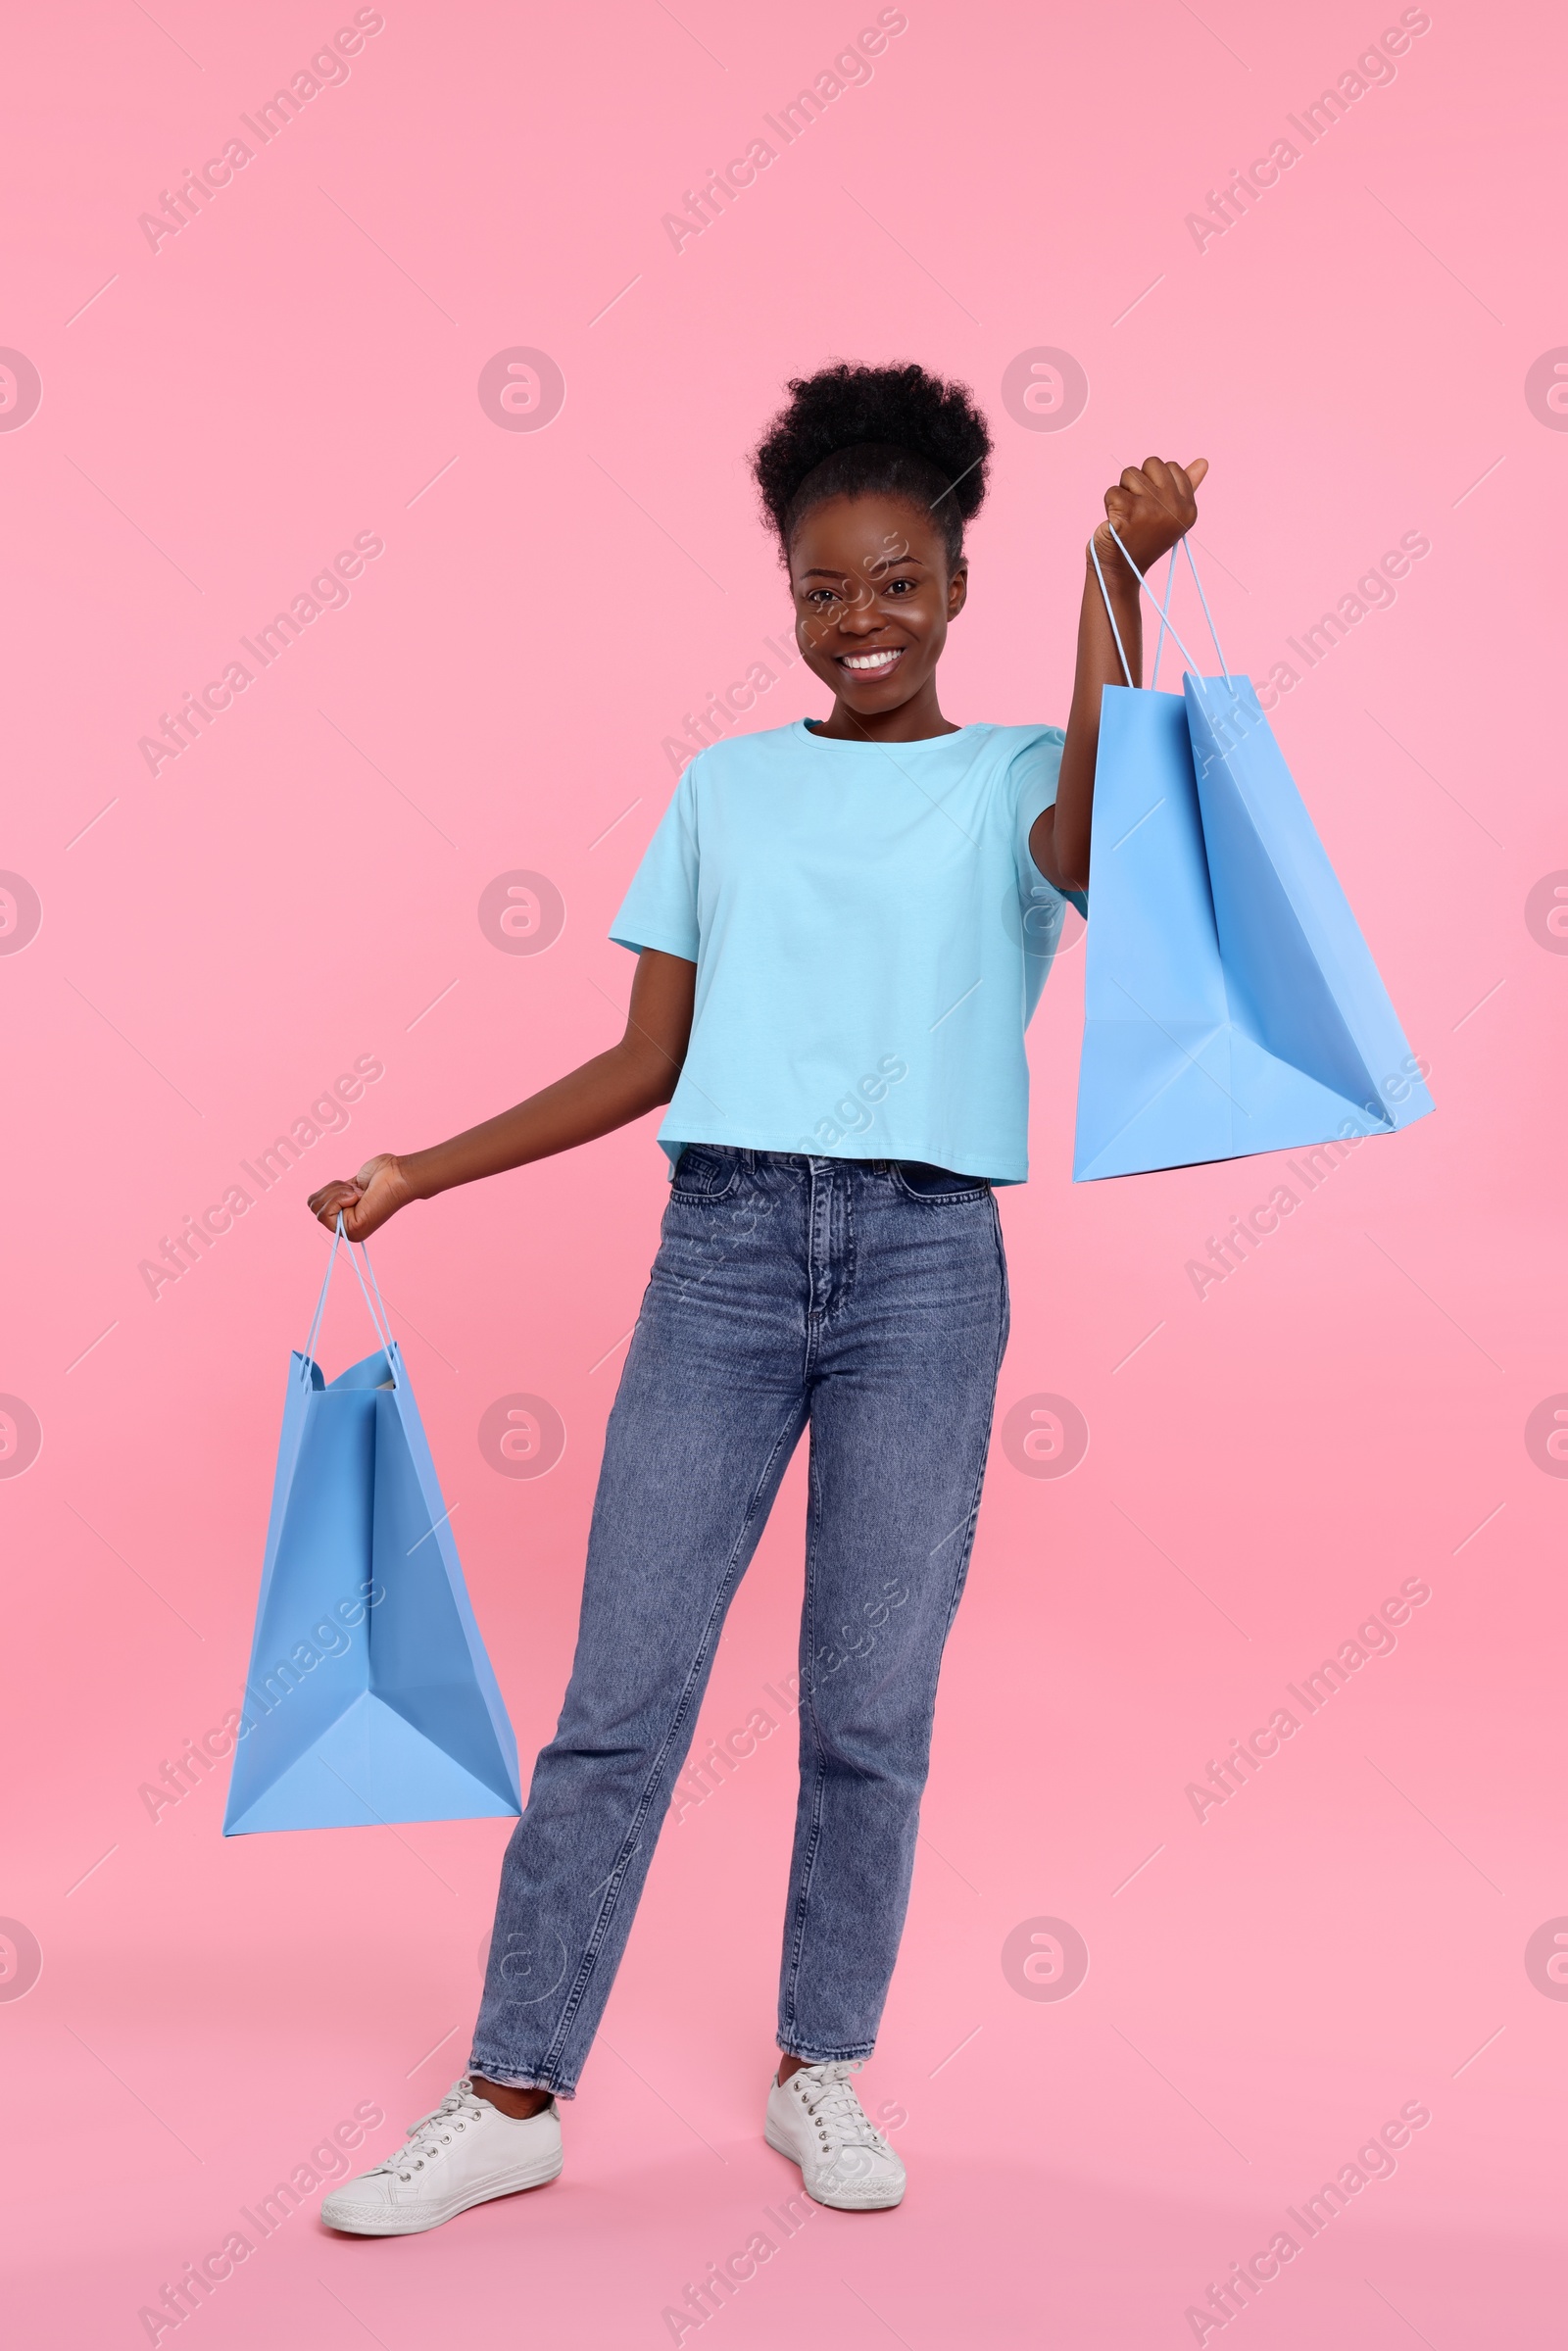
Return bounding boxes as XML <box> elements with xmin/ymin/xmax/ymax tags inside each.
<box><xmin>947</xmin><ymin>561</ymin><xmax>968</xmax><ymax>618</ymax></box>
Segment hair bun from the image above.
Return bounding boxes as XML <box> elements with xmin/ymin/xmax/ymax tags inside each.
<box><xmin>751</xmin><ymin>361</ymin><xmax>992</xmax><ymax>567</ymax></box>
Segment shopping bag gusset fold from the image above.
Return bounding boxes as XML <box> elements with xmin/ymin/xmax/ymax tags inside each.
<box><xmin>223</xmin><ymin>1223</ymin><xmax>522</xmax><ymax>1834</ymax></box>
<box><xmin>1072</xmin><ymin>532</ymin><xmax>1434</xmax><ymax>1181</ymax></box>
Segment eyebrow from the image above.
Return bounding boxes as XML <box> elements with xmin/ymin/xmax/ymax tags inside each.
<box><xmin>798</xmin><ymin>560</ymin><xmax>927</xmax><ymax>579</ymax></box>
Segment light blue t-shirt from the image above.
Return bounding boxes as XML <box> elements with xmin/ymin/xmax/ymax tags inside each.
<box><xmin>610</xmin><ymin>717</ymin><xmax>1085</xmax><ymax>1184</ymax></box>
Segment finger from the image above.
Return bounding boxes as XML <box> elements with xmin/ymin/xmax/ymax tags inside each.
<box><xmin>308</xmin><ymin>1180</ymin><xmax>362</xmax><ymax>1209</ymax></box>
<box><xmin>1118</xmin><ymin>466</ymin><xmax>1152</xmax><ymax>498</ymax></box>
<box><xmin>308</xmin><ymin>1186</ymin><xmax>361</xmax><ymax>1224</ymax></box>
<box><xmin>1184</xmin><ymin>458</ymin><xmax>1208</xmax><ymax>489</ymax></box>
<box><xmin>1139</xmin><ymin>458</ymin><xmax>1187</xmax><ymax>530</ymax></box>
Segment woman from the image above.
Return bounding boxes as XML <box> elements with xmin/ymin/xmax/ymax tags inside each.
<box><xmin>310</xmin><ymin>361</ymin><xmax>1204</xmax><ymax>2232</ymax></box>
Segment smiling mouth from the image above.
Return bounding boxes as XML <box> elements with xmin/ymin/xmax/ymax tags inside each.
<box><xmin>836</xmin><ymin>646</ymin><xmax>906</xmax><ymax>677</ymax></box>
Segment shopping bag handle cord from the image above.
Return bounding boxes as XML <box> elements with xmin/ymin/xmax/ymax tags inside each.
<box><xmin>1087</xmin><ymin>535</ymin><xmax>1136</xmax><ymax>689</ymax></box>
<box><xmin>1090</xmin><ymin>525</ymin><xmax>1234</xmax><ymax>689</ymax></box>
<box><xmin>299</xmin><ymin>1215</ymin><xmax>401</xmax><ymax>1386</ymax></box>
<box><xmin>1102</xmin><ymin>525</ymin><xmax>1205</xmax><ymax>680</ymax></box>
<box><xmin>302</xmin><ymin>1222</ymin><xmax>342</xmax><ymax>1374</ymax></box>
<box><xmin>1150</xmin><ymin>548</ymin><xmax>1177</xmax><ymax>692</ymax></box>
<box><xmin>1178</xmin><ymin>534</ymin><xmax>1232</xmax><ymax>684</ymax></box>
<box><xmin>345</xmin><ymin>1220</ymin><xmax>399</xmax><ymax>1376</ymax></box>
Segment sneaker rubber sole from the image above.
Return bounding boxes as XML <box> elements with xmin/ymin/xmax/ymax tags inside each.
<box><xmin>321</xmin><ymin>2151</ymin><xmax>564</xmax><ymax>2236</ymax></box>
<box><xmin>762</xmin><ymin>2117</ymin><xmax>905</xmax><ymax>2210</ymax></box>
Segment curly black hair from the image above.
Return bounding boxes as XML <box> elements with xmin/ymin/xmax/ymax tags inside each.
<box><xmin>750</xmin><ymin>361</ymin><xmax>992</xmax><ymax>572</ymax></box>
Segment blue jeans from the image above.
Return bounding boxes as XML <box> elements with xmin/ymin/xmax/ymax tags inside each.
<box><xmin>469</xmin><ymin>1148</ymin><xmax>1009</xmax><ymax>2094</ymax></box>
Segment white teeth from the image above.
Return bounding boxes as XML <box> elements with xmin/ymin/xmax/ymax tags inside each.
<box><xmin>841</xmin><ymin>648</ymin><xmax>903</xmax><ymax>670</ymax></box>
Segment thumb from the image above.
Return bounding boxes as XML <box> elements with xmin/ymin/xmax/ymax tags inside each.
<box><xmin>1184</xmin><ymin>458</ymin><xmax>1209</xmax><ymax>489</ymax></box>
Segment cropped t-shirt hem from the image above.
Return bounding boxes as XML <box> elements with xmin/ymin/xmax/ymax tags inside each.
<box><xmin>656</xmin><ymin>1122</ymin><xmax>1028</xmax><ymax>1186</ymax></box>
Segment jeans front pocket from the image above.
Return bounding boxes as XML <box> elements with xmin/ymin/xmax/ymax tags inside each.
<box><xmin>889</xmin><ymin>1160</ymin><xmax>991</xmax><ymax>1206</ymax></box>
<box><xmin>669</xmin><ymin>1146</ymin><xmax>741</xmax><ymax>1204</ymax></box>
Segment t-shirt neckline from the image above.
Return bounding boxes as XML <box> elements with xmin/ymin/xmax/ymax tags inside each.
<box><xmin>799</xmin><ymin>717</ymin><xmax>983</xmax><ymax>754</ymax></box>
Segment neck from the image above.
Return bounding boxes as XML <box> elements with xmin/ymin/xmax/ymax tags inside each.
<box><xmin>808</xmin><ymin>678</ymin><xmax>959</xmax><ymax>744</ymax></box>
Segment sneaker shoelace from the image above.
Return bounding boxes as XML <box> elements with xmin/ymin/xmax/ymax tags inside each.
<box><xmin>367</xmin><ymin>2078</ymin><xmax>490</xmax><ymax>2183</ymax></box>
<box><xmin>791</xmin><ymin>2061</ymin><xmax>888</xmax><ymax>2159</ymax></box>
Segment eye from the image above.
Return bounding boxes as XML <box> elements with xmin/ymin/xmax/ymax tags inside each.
<box><xmin>882</xmin><ymin>576</ymin><xmax>917</xmax><ymax>596</ymax></box>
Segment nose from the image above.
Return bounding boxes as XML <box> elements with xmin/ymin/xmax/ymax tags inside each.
<box><xmin>835</xmin><ymin>580</ymin><xmax>884</xmax><ymax>636</ymax></box>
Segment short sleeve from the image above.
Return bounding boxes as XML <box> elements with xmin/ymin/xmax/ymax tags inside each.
<box><xmin>609</xmin><ymin>760</ymin><xmax>702</xmax><ymax>961</ymax></box>
<box><xmin>1011</xmin><ymin>727</ymin><xmax>1088</xmax><ymax>917</ymax></box>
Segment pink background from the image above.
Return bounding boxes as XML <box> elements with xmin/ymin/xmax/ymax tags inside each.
<box><xmin>3</xmin><ymin>3</ymin><xmax>1564</xmax><ymax>2343</ymax></box>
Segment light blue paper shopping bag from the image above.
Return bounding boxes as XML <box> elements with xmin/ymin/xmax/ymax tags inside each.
<box><xmin>1073</xmin><ymin>536</ymin><xmax>1434</xmax><ymax>1181</ymax></box>
<box><xmin>223</xmin><ymin>1224</ymin><xmax>521</xmax><ymax>1834</ymax></box>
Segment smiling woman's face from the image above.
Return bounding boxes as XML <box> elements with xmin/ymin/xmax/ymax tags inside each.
<box><xmin>787</xmin><ymin>493</ymin><xmax>966</xmax><ymax>728</ymax></box>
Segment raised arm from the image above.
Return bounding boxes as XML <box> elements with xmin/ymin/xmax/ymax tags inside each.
<box><xmin>1030</xmin><ymin>456</ymin><xmax>1208</xmax><ymax>895</ymax></box>
<box><xmin>306</xmin><ymin>947</ymin><xmax>698</xmax><ymax>1241</ymax></box>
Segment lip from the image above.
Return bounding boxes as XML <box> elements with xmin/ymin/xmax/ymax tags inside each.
<box><xmin>834</xmin><ymin>645</ymin><xmax>906</xmax><ymax>679</ymax></box>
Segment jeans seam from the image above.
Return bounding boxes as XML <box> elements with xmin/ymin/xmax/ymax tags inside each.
<box><xmin>825</xmin><ymin>1169</ymin><xmax>858</xmax><ymax>1330</ymax></box>
<box><xmin>533</xmin><ymin>1396</ymin><xmax>807</xmax><ymax>2085</ymax></box>
<box><xmin>780</xmin><ymin>1417</ymin><xmax>831</xmax><ymax>2042</ymax></box>
<box><xmin>940</xmin><ymin>1198</ymin><xmax>1011</xmax><ymax>1638</ymax></box>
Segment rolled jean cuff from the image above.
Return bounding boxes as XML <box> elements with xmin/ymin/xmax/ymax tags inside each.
<box><xmin>467</xmin><ymin>2050</ymin><xmax>575</xmax><ymax>2099</ymax></box>
<box><xmin>775</xmin><ymin>2036</ymin><xmax>875</xmax><ymax>2064</ymax></box>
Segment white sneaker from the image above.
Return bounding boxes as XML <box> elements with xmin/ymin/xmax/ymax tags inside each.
<box><xmin>763</xmin><ymin>2060</ymin><xmax>906</xmax><ymax>2210</ymax></box>
<box><xmin>320</xmin><ymin>2077</ymin><xmax>563</xmax><ymax>2235</ymax></box>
